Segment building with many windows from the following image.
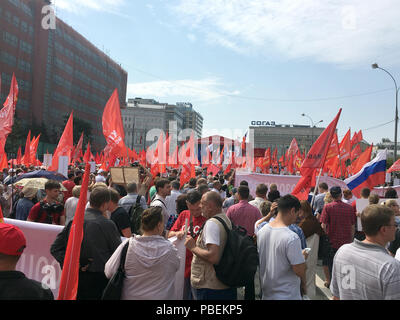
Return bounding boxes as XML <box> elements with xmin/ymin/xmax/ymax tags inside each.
<box><xmin>122</xmin><ymin>98</ymin><xmax>203</xmax><ymax>152</ymax></box>
<box><xmin>251</xmin><ymin>123</ymin><xmax>326</xmax><ymax>157</ymax></box>
<box><xmin>0</xmin><ymin>0</ymin><xmax>127</xmax><ymax>151</ymax></box>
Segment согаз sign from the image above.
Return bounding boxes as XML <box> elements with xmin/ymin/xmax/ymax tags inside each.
<box><xmin>251</xmin><ymin>121</ymin><xmax>276</xmax><ymax>126</ymax></box>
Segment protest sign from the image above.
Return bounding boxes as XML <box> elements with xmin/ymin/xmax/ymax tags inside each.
<box><xmin>4</xmin><ymin>218</ymin><xmax>63</xmax><ymax>297</ymax></box>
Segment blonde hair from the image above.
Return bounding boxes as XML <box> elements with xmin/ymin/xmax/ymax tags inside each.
<box><xmin>324</xmin><ymin>192</ymin><xmax>333</xmax><ymax>204</ymax></box>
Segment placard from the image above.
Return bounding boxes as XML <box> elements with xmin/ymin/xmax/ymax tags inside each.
<box><xmin>89</xmin><ymin>161</ymin><xmax>96</xmax><ymax>173</ymax></box>
<box><xmin>58</xmin><ymin>156</ymin><xmax>69</xmax><ymax>178</ymax></box>
<box><xmin>43</xmin><ymin>154</ymin><xmax>52</xmax><ymax>168</ymax></box>
<box><xmin>110</xmin><ymin>167</ymin><xmax>140</xmax><ymax>186</ymax></box>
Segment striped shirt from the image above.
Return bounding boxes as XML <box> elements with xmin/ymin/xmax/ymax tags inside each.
<box><xmin>330</xmin><ymin>240</ymin><xmax>400</xmax><ymax>300</ymax></box>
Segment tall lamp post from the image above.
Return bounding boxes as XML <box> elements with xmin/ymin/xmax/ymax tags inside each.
<box><xmin>301</xmin><ymin>113</ymin><xmax>323</xmax><ymax>149</ymax></box>
<box><xmin>372</xmin><ymin>63</ymin><xmax>399</xmax><ymax>162</ymax></box>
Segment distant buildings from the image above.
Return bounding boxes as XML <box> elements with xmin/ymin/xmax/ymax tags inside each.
<box><xmin>122</xmin><ymin>98</ymin><xmax>203</xmax><ymax>152</ymax></box>
<box><xmin>0</xmin><ymin>0</ymin><xmax>127</xmax><ymax>151</ymax></box>
<box><xmin>251</xmin><ymin>123</ymin><xmax>326</xmax><ymax>157</ymax></box>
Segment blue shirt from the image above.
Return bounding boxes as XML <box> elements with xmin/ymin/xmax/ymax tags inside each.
<box><xmin>15</xmin><ymin>198</ymin><xmax>35</xmax><ymax>221</ymax></box>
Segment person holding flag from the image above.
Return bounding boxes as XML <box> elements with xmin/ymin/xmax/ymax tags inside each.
<box><xmin>51</xmin><ymin>144</ymin><xmax>122</xmax><ymax>300</ymax></box>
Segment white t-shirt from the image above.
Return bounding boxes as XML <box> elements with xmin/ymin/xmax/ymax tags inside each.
<box><xmin>201</xmin><ymin>220</ymin><xmax>221</xmax><ymax>246</ymax></box>
<box><xmin>395</xmin><ymin>248</ymin><xmax>400</xmax><ymax>262</ymax></box>
<box><xmin>257</xmin><ymin>224</ymin><xmax>305</xmax><ymax>300</ymax></box>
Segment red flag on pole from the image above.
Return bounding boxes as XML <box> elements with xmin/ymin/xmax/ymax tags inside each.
<box><xmin>0</xmin><ymin>73</ymin><xmax>18</xmax><ymax>142</ymax></box>
<box><xmin>16</xmin><ymin>146</ymin><xmax>22</xmax><ymax>165</ymax></box>
<box><xmin>22</xmin><ymin>131</ymin><xmax>31</xmax><ymax>166</ymax></box>
<box><xmin>388</xmin><ymin>156</ymin><xmax>400</xmax><ymax>173</ymax></box>
<box><xmin>57</xmin><ymin>145</ymin><xmax>91</xmax><ymax>300</ymax></box>
<box><xmin>102</xmin><ymin>89</ymin><xmax>126</xmax><ymax>158</ymax></box>
<box><xmin>72</xmin><ymin>132</ymin><xmax>84</xmax><ymax>163</ymax></box>
<box><xmin>30</xmin><ymin>134</ymin><xmax>41</xmax><ymax>164</ymax></box>
<box><xmin>351</xmin><ymin>144</ymin><xmax>373</xmax><ymax>174</ymax></box>
<box><xmin>292</xmin><ymin>109</ymin><xmax>342</xmax><ymax>199</ymax></box>
<box><xmin>48</xmin><ymin>113</ymin><xmax>74</xmax><ymax>171</ymax></box>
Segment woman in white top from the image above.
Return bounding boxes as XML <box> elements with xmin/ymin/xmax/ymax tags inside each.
<box><xmin>104</xmin><ymin>206</ymin><xmax>180</xmax><ymax>300</ymax></box>
<box><xmin>64</xmin><ymin>186</ymin><xmax>81</xmax><ymax>225</ymax></box>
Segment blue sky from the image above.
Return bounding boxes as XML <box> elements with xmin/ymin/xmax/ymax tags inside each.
<box><xmin>52</xmin><ymin>0</ymin><xmax>400</xmax><ymax>145</ymax></box>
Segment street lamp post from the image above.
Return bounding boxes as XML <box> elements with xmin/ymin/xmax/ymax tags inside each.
<box><xmin>372</xmin><ymin>63</ymin><xmax>399</xmax><ymax>162</ymax></box>
<box><xmin>301</xmin><ymin>113</ymin><xmax>323</xmax><ymax>149</ymax></box>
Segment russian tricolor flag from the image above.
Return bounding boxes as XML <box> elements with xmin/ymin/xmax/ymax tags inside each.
<box><xmin>345</xmin><ymin>150</ymin><xmax>387</xmax><ymax>198</ymax></box>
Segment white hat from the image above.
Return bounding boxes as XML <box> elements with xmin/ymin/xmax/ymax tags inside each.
<box><xmin>98</xmin><ymin>169</ymin><xmax>104</xmax><ymax>174</ymax></box>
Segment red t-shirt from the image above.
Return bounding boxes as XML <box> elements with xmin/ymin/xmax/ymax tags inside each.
<box><xmin>170</xmin><ymin>210</ymin><xmax>207</xmax><ymax>279</ymax></box>
<box><xmin>28</xmin><ymin>200</ymin><xmax>65</xmax><ymax>225</ymax></box>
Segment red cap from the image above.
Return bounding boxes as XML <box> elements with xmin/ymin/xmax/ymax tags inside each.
<box><xmin>0</xmin><ymin>224</ymin><xmax>26</xmax><ymax>256</ymax></box>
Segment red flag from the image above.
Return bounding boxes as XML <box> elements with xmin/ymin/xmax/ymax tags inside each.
<box><xmin>0</xmin><ymin>153</ymin><xmax>8</xmax><ymax>171</ymax></box>
<box><xmin>0</xmin><ymin>204</ymin><xmax>4</xmax><ymax>223</ymax></box>
<box><xmin>48</xmin><ymin>113</ymin><xmax>74</xmax><ymax>171</ymax></box>
<box><xmin>388</xmin><ymin>157</ymin><xmax>400</xmax><ymax>173</ymax></box>
<box><xmin>0</xmin><ymin>73</ymin><xmax>18</xmax><ymax>142</ymax></box>
<box><xmin>22</xmin><ymin>131</ymin><xmax>31</xmax><ymax>166</ymax></box>
<box><xmin>16</xmin><ymin>146</ymin><xmax>22</xmax><ymax>165</ymax></box>
<box><xmin>339</xmin><ymin>129</ymin><xmax>351</xmax><ymax>163</ymax></box>
<box><xmin>102</xmin><ymin>89</ymin><xmax>126</xmax><ymax>158</ymax></box>
<box><xmin>83</xmin><ymin>142</ymin><xmax>91</xmax><ymax>163</ymax></box>
<box><xmin>30</xmin><ymin>134</ymin><xmax>41</xmax><ymax>163</ymax></box>
<box><xmin>264</xmin><ymin>148</ymin><xmax>271</xmax><ymax>168</ymax></box>
<box><xmin>292</xmin><ymin>109</ymin><xmax>342</xmax><ymax>199</ymax></box>
<box><xmin>57</xmin><ymin>147</ymin><xmax>91</xmax><ymax>300</ymax></box>
<box><xmin>287</xmin><ymin>138</ymin><xmax>299</xmax><ymax>158</ymax></box>
<box><xmin>351</xmin><ymin>144</ymin><xmax>362</xmax><ymax>162</ymax></box>
<box><xmin>272</xmin><ymin>148</ymin><xmax>278</xmax><ymax>166</ymax></box>
<box><xmin>351</xmin><ymin>144</ymin><xmax>373</xmax><ymax>174</ymax></box>
<box><xmin>208</xmin><ymin>163</ymin><xmax>221</xmax><ymax>176</ymax></box>
<box><xmin>72</xmin><ymin>132</ymin><xmax>84</xmax><ymax>163</ymax></box>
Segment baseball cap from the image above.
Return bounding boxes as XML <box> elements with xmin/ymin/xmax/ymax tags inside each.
<box><xmin>0</xmin><ymin>224</ymin><xmax>26</xmax><ymax>256</ymax></box>
<box><xmin>330</xmin><ymin>186</ymin><xmax>342</xmax><ymax>197</ymax></box>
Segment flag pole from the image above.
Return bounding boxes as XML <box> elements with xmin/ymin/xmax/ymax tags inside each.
<box><xmin>310</xmin><ymin>167</ymin><xmax>323</xmax><ymax>208</ymax></box>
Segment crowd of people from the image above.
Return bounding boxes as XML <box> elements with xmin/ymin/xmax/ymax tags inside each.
<box><xmin>0</xmin><ymin>163</ymin><xmax>400</xmax><ymax>300</ymax></box>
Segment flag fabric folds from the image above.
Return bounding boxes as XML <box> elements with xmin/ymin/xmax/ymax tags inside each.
<box><xmin>57</xmin><ymin>144</ymin><xmax>91</xmax><ymax>300</ymax></box>
<box><xmin>345</xmin><ymin>150</ymin><xmax>387</xmax><ymax>198</ymax></box>
<box><xmin>292</xmin><ymin>109</ymin><xmax>342</xmax><ymax>200</ymax></box>
<box><xmin>102</xmin><ymin>89</ymin><xmax>126</xmax><ymax>158</ymax></box>
<box><xmin>48</xmin><ymin>113</ymin><xmax>74</xmax><ymax>171</ymax></box>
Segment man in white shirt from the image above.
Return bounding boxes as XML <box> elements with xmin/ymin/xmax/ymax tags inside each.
<box><xmin>257</xmin><ymin>194</ymin><xmax>307</xmax><ymax>300</ymax></box>
<box><xmin>249</xmin><ymin>184</ymin><xmax>268</xmax><ymax>212</ymax></box>
<box><xmin>95</xmin><ymin>169</ymin><xmax>107</xmax><ymax>183</ymax></box>
<box><xmin>150</xmin><ymin>179</ymin><xmax>172</xmax><ymax>230</ymax></box>
<box><xmin>165</xmin><ymin>180</ymin><xmax>181</xmax><ymax>217</ymax></box>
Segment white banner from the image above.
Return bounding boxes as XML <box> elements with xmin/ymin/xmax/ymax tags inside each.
<box><xmin>235</xmin><ymin>172</ymin><xmax>348</xmax><ymax>197</ymax></box>
<box><xmin>4</xmin><ymin>218</ymin><xmax>187</xmax><ymax>300</ymax></box>
<box><xmin>4</xmin><ymin>218</ymin><xmax>63</xmax><ymax>298</ymax></box>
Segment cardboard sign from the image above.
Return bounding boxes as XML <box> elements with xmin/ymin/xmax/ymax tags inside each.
<box><xmin>110</xmin><ymin>167</ymin><xmax>140</xmax><ymax>186</ymax></box>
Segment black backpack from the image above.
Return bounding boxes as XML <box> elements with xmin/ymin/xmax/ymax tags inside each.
<box><xmin>212</xmin><ymin>216</ymin><xmax>259</xmax><ymax>288</ymax></box>
<box><xmin>128</xmin><ymin>196</ymin><xmax>144</xmax><ymax>235</ymax></box>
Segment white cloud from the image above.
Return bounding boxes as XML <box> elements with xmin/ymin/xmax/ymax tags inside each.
<box><xmin>171</xmin><ymin>0</ymin><xmax>400</xmax><ymax>67</ymax></box>
<box><xmin>127</xmin><ymin>78</ymin><xmax>239</xmax><ymax>101</ymax></box>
